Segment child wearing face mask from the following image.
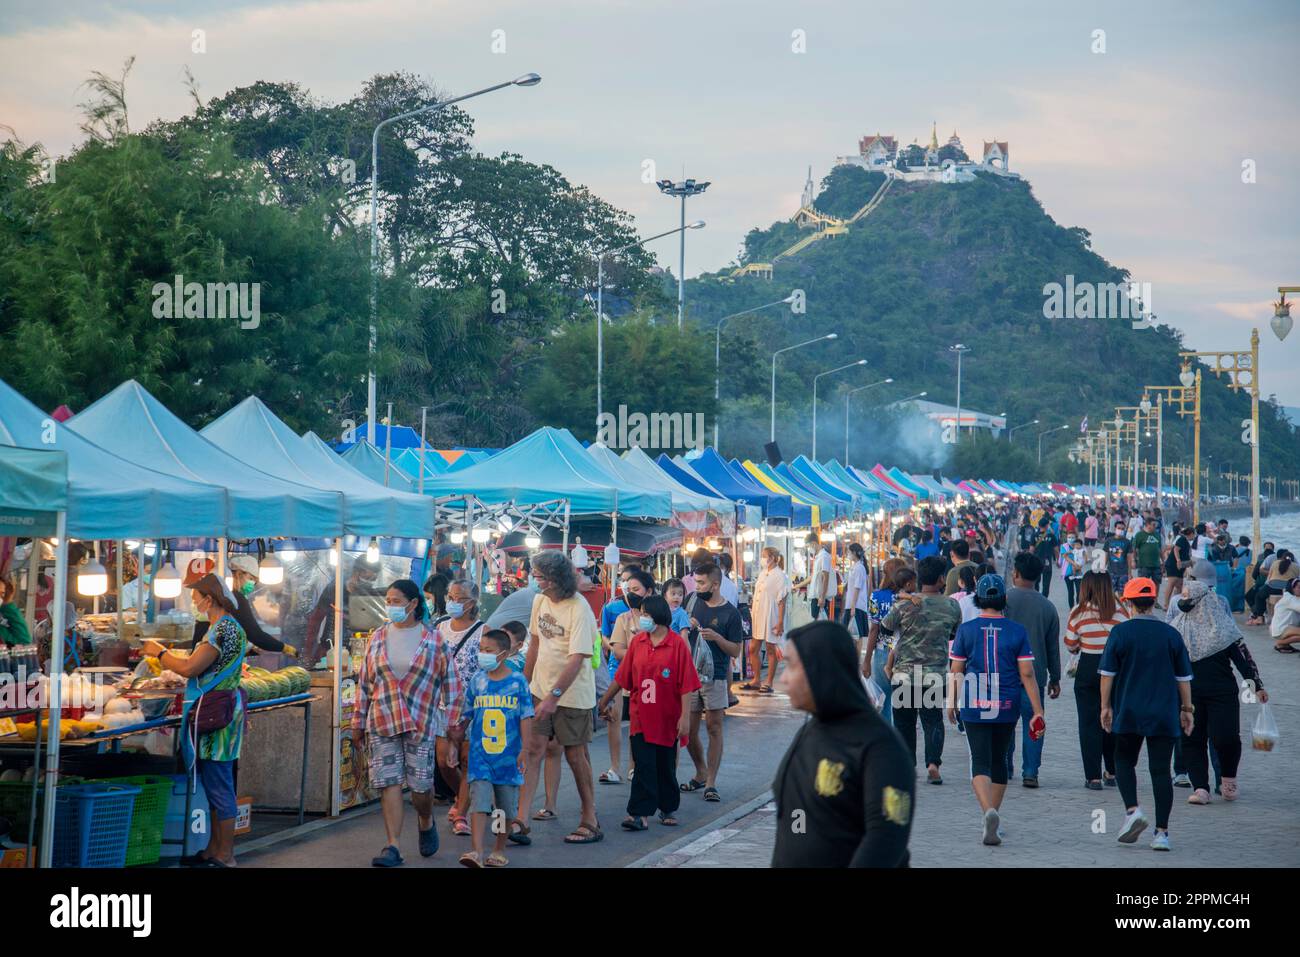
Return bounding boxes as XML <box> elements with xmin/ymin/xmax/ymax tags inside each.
<box><xmin>1062</xmin><ymin>535</ymin><xmax>1087</xmax><ymax>609</ymax></box>
<box><xmin>459</xmin><ymin>629</ymin><xmax>534</xmax><ymax>868</ymax></box>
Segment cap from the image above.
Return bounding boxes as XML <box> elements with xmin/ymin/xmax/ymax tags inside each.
<box><xmin>975</xmin><ymin>573</ymin><xmax>1005</xmax><ymax>600</ymax></box>
<box><xmin>183</xmin><ymin>557</ymin><xmax>215</xmax><ymax>587</ymax></box>
<box><xmin>229</xmin><ymin>555</ymin><xmax>260</xmax><ymax>579</ymax></box>
<box><xmin>1188</xmin><ymin>559</ymin><xmax>1217</xmax><ymax>583</ymax></box>
<box><xmin>1122</xmin><ymin>577</ymin><xmax>1157</xmax><ymax>599</ymax></box>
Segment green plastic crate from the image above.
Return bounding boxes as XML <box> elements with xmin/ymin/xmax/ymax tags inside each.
<box><xmin>0</xmin><ymin>776</ymin><xmax>82</xmax><ymax>833</ymax></box>
<box><xmin>95</xmin><ymin>775</ymin><xmax>172</xmax><ymax>866</ymax></box>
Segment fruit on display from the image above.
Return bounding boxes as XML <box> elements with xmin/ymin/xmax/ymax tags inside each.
<box><xmin>242</xmin><ymin>664</ymin><xmax>311</xmax><ymax>703</ymax></box>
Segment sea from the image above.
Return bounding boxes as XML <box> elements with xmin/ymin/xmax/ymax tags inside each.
<box><xmin>1236</xmin><ymin>508</ymin><xmax>1300</xmax><ymax>550</ymax></box>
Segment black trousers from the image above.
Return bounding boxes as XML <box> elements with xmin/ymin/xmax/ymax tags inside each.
<box><xmin>893</xmin><ymin>703</ymin><xmax>945</xmax><ymax>768</ymax></box>
<box><xmin>627</xmin><ymin>733</ymin><xmax>680</xmax><ymax>818</ymax></box>
<box><xmin>965</xmin><ymin>721</ymin><xmax>1016</xmax><ymax>784</ymax></box>
<box><xmin>1065</xmin><ymin>576</ymin><xmax>1081</xmax><ymax>609</ymax></box>
<box><xmin>1183</xmin><ymin>691</ymin><xmax>1242</xmax><ymax>791</ymax></box>
<box><xmin>1072</xmin><ymin>654</ymin><xmax>1115</xmax><ymax>780</ymax></box>
<box><xmin>1114</xmin><ymin>733</ymin><xmax>1175</xmax><ymax>830</ymax></box>
<box><xmin>1038</xmin><ymin>563</ymin><xmax>1052</xmax><ymax>597</ymax></box>
<box><xmin>1250</xmin><ymin>584</ymin><xmax>1281</xmax><ymax>618</ymax></box>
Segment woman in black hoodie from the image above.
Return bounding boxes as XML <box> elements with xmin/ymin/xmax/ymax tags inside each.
<box><xmin>771</xmin><ymin>621</ymin><xmax>914</xmax><ymax>867</ymax></box>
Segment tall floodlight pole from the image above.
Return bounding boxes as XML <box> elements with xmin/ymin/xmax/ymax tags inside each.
<box><xmin>949</xmin><ymin>344</ymin><xmax>970</xmax><ymax>442</ymax></box>
<box><xmin>595</xmin><ymin>221</ymin><xmax>704</xmax><ymax>430</ymax></box>
<box><xmin>656</xmin><ymin>178</ymin><xmax>711</xmax><ymax>328</ymax></box>
<box><xmin>771</xmin><ymin>334</ymin><xmax>838</xmax><ymax>443</ymax></box>
<box><xmin>812</xmin><ymin>360</ymin><xmax>867</xmax><ymax>461</ymax></box>
<box><xmin>369</xmin><ymin>73</ymin><xmax>541</xmax><ymax>441</ymax></box>
<box><xmin>714</xmin><ymin>293</ymin><xmax>798</xmax><ymax>448</ymax></box>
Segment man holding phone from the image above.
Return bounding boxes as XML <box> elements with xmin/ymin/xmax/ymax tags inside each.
<box><xmin>680</xmin><ymin>563</ymin><xmax>743</xmax><ymax>804</ymax></box>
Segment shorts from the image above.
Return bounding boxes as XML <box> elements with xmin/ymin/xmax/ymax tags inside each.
<box><xmin>368</xmin><ymin>731</ymin><xmax>437</xmax><ymax>793</ymax></box>
<box><xmin>1137</xmin><ymin>566</ymin><xmax>1162</xmax><ymax>583</ymax></box>
<box><xmin>198</xmin><ymin>758</ymin><xmax>237</xmax><ymax>820</ymax></box>
<box><xmin>533</xmin><ymin>701</ymin><xmax>594</xmax><ymax>747</ymax></box>
<box><xmin>689</xmin><ymin>680</ymin><xmax>729</xmax><ymax>713</ymax></box>
<box><xmin>468</xmin><ymin>780</ymin><xmax>520</xmax><ymax>818</ymax></box>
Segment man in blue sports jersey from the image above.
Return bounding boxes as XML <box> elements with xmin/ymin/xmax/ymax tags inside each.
<box><xmin>460</xmin><ymin>628</ymin><xmax>533</xmax><ymax>868</ymax></box>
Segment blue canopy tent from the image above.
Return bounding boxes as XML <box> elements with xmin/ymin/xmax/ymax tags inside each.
<box><xmin>676</xmin><ymin>448</ymin><xmax>797</xmax><ymax>523</ymax></box>
<box><xmin>846</xmin><ymin>465</ymin><xmax>911</xmax><ymax>509</ymax></box>
<box><xmin>68</xmin><ymin>380</ymin><xmax>344</xmax><ymax>538</ymax></box>
<box><xmin>201</xmin><ymin>398</ymin><xmax>436</xmax><ymax>537</ymax></box>
<box><xmin>587</xmin><ymin>444</ymin><xmax>735</xmax><ymax>535</ymax></box>
<box><xmin>445</xmin><ymin>449</ymin><xmax>492</xmax><ymax>473</ymax></box>
<box><xmin>887</xmin><ymin>467</ymin><xmax>930</xmax><ymax>500</ymax></box>
<box><xmin>395</xmin><ymin>447</ymin><xmax>448</xmax><ymax>483</ymax></box>
<box><xmin>338</xmin><ymin>441</ymin><xmax>419</xmax><ymax>494</ymax></box>
<box><xmin>801</xmin><ymin>458</ymin><xmax>881</xmax><ymax>511</ymax></box>
<box><xmin>416</xmin><ymin>427</ymin><xmax>672</xmax><ymax>518</ymax></box>
<box><xmin>335</xmin><ymin>422</ymin><xmax>424</xmax><ymax>451</ymax></box>
<box><xmin>623</xmin><ymin>447</ymin><xmax>760</xmax><ymax>529</ymax></box>
<box><xmin>781</xmin><ymin>459</ymin><xmax>859</xmax><ymax>515</ymax></box>
<box><xmin>823</xmin><ymin>460</ymin><xmax>900</xmax><ymax>511</ymax></box>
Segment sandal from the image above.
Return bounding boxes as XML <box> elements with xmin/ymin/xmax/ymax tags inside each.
<box><xmin>657</xmin><ymin>812</ymin><xmax>679</xmax><ymax>826</ymax></box>
<box><xmin>564</xmin><ymin>822</ymin><xmax>605</xmax><ymax>844</ymax></box>
<box><xmin>452</xmin><ymin>817</ymin><xmax>471</xmax><ymax>837</ymax></box>
<box><xmin>620</xmin><ymin>816</ymin><xmax>649</xmax><ymax>831</ymax></box>
<box><xmin>507</xmin><ymin>819</ymin><xmax>532</xmax><ymax>846</ymax></box>
<box><xmin>738</xmin><ymin>682</ymin><xmax>759</xmax><ymax>691</ymax></box>
<box><xmin>532</xmin><ymin>808</ymin><xmax>557</xmax><ymax>821</ymax></box>
<box><xmin>485</xmin><ymin>852</ymin><xmax>509</xmax><ymax>867</ymax></box>
<box><xmin>759</xmin><ymin>685</ymin><xmax>774</xmax><ymax>694</ymax></box>
<box><xmin>598</xmin><ymin>769</ymin><xmax>622</xmax><ymax>785</ymax></box>
<box><xmin>458</xmin><ymin>851</ymin><xmax>483</xmax><ymax>868</ymax></box>
<box><xmin>703</xmin><ymin>787</ymin><xmax>721</xmax><ymax>802</ymax></box>
<box><xmin>680</xmin><ymin>778</ymin><xmax>707</xmax><ymax>793</ymax></box>
<box><xmin>1274</xmin><ymin>644</ymin><xmax>1298</xmax><ymax>653</ymax></box>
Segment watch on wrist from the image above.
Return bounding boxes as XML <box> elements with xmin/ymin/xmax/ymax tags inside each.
<box><xmin>550</xmin><ymin>687</ymin><xmax>564</xmax><ymax>698</ymax></box>
<box><xmin>1180</xmin><ymin>705</ymin><xmax>1195</xmax><ymax>713</ymax></box>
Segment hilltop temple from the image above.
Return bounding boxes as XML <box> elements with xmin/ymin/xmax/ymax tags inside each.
<box><xmin>836</xmin><ymin>122</ymin><xmax>1018</xmax><ymax>182</ymax></box>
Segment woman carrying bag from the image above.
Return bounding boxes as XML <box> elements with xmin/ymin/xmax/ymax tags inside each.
<box><xmin>141</xmin><ymin>572</ymin><xmax>247</xmax><ymax>868</ymax></box>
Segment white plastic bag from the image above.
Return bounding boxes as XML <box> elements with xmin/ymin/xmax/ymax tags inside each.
<box><xmin>1066</xmin><ymin>651</ymin><xmax>1080</xmax><ymax>678</ymax></box>
<box><xmin>1252</xmin><ymin>703</ymin><xmax>1279</xmax><ymax>752</ymax></box>
<box><xmin>863</xmin><ymin>675</ymin><xmax>886</xmax><ymax>711</ymax></box>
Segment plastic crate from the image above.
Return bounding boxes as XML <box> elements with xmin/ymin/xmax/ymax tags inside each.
<box><xmin>96</xmin><ymin>775</ymin><xmax>172</xmax><ymax>866</ymax></box>
<box><xmin>51</xmin><ymin>783</ymin><xmax>140</xmax><ymax>868</ymax></box>
<box><xmin>0</xmin><ymin>776</ymin><xmax>82</xmax><ymax>832</ymax></box>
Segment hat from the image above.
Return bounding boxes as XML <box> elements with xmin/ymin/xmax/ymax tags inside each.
<box><xmin>1188</xmin><ymin>559</ymin><xmax>1217</xmax><ymax>583</ymax></box>
<box><xmin>183</xmin><ymin>557</ymin><xmax>215</xmax><ymax>587</ymax></box>
<box><xmin>1122</xmin><ymin>577</ymin><xmax>1157</xmax><ymax>599</ymax></box>
<box><xmin>229</xmin><ymin>555</ymin><xmax>260</xmax><ymax>579</ymax></box>
<box><xmin>975</xmin><ymin>573</ymin><xmax>1005</xmax><ymax>600</ymax></box>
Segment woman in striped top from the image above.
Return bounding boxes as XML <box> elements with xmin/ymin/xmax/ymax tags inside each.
<box><xmin>1066</xmin><ymin>571</ymin><xmax>1128</xmax><ymax>789</ymax></box>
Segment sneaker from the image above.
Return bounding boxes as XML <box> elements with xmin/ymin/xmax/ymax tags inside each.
<box><xmin>1172</xmin><ymin>773</ymin><xmax>1192</xmax><ymax>788</ymax></box>
<box><xmin>1085</xmin><ymin>780</ymin><xmax>1104</xmax><ymax>791</ymax></box>
<box><xmin>981</xmin><ymin>808</ymin><xmax>1002</xmax><ymax>846</ymax></box>
<box><xmin>1117</xmin><ymin>809</ymin><xmax>1149</xmax><ymax>844</ymax></box>
<box><xmin>1187</xmin><ymin>788</ymin><xmax>1212</xmax><ymax>805</ymax></box>
<box><xmin>1150</xmin><ymin>831</ymin><xmax>1171</xmax><ymax>852</ymax></box>
<box><xmin>1022</xmin><ymin>776</ymin><xmax>1039</xmax><ymax>789</ymax></box>
<box><xmin>1103</xmin><ymin>774</ymin><xmax>1117</xmax><ymax>788</ymax></box>
<box><xmin>1221</xmin><ymin>778</ymin><xmax>1238</xmax><ymax>801</ymax></box>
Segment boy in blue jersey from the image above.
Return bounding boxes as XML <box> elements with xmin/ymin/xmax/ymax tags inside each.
<box><xmin>460</xmin><ymin>628</ymin><xmax>533</xmax><ymax>868</ymax></box>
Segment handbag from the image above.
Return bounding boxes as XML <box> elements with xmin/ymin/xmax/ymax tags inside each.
<box><xmin>184</xmin><ymin>615</ymin><xmax>247</xmax><ymax>736</ymax></box>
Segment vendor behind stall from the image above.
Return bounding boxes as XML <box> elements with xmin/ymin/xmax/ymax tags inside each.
<box><xmin>0</xmin><ymin>575</ymin><xmax>32</xmax><ymax>645</ymax></box>
<box><xmin>191</xmin><ymin>556</ymin><xmax>296</xmax><ymax>657</ymax></box>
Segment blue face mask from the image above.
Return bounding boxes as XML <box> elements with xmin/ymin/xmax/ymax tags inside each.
<box><xmin>446</xmin><ymin>601</ymin><xmax>465</xmax><ymax>617</ymax></box>
<box><xmin>638</xmin><ymin>616</ymin><xmax>655</xmax><ymax>632</ymax></box>
<box><xmin>528</xmin><ymin>576</ymin><xmax>539</xmax><ymax>591</ymax></box>
<box><xmin>476</xmin><ymin>651</ymin><xmax>501</xmax><ymax>670</ymax></box>
<box><xmin>386</xmin><ymin>604</ymin><xmax>409</xmax><ymax>624</ymax></box>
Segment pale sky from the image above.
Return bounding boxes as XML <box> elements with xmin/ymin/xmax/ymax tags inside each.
<box><xmin>3</xmin><ymin>0</ymin><xmax>1299</xmax><ymax>401</ymax></box>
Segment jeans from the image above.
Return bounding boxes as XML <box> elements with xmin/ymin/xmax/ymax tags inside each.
<box><xmin>1004</xmin><ymin>678</ymin><xmax>1045</xmax><ymax>779</ymax></box>
<box><xmin>1115</xmin><ymin>733</ymin><xmax>1176</xmax><ymax>830</ymax></box>
<box><xmin>1073</xmin><ymin>655</ymin><xmax>1115</xmax><ymax>780</ymax></box>
<box><xmin>871</xmin><ymin>645</ymin><xmax>893</xmax><ymax>722</ymax></box>
<box><xmin>893</xmin><ymin>701</ymin><xmax>945</xmax><ymax>769</ymax></box>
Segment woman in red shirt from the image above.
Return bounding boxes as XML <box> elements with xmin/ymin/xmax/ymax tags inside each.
<box><xmin>598</xmin><ymin>594</ymin><xmax>700</xmax><ymax>829</ymax></box>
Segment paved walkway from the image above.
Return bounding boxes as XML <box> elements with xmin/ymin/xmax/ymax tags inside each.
<box><xmin>647</xmin><ymin>582</ymin><xmax>1300</xmax><ymax>868</ymax></box>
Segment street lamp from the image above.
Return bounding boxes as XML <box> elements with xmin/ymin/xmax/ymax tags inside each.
<box><xmin>948</xmin><ymin>344</ymin><xmax>970</xmax><ymax>442</ymax></box>
<box><xmin>1009</xmin><ymin>419</ymin><xmax>1040</xmax><ymax>440</ymax></box>
<box><xmin>656</xmin><ymin>178</ymin><xmax>712</xmax><ymax>328</ymax></box>
<box><xmin>771</xmin><ymin>334</ymin><xmax>838</xmax><ymax>442</ymax></box>
<box><xmin>713</xmin><ymin>292</ymin><xmax>798</xmax><ymax>448</ymax></box>
<box><xmin>1038</xmin><ymin>424</ymin><xmax>1069</xmax><ymax>465</ymax></box>
<box><xmin>1273</xmin><ymin>289</ymin><xmax>1295</xmax><ymax>341</ymax></box>
<box><xmin>812</xmin><ymin>360</ymin><xmax>867</xmax><ymax>460</ymax></box>
<box><xmin>368</xmin><ymin>72</ymin><xmax>541</xmax><ymax>440</ymax></box>
<box><xmin>595</xmin><ymin>221</ymin><xmax>705</xmax><ymax>428</ymax></box>
<box><xmin>845</xmin><ymin>378</ymin><xmax>893</xmax><ymax>465</ymax></box>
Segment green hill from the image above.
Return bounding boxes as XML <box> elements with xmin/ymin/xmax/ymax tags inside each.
<box><xmin>687</xmin><ymin>166</ymin><xmax>1300</xmax><ymax>484</ymax></box>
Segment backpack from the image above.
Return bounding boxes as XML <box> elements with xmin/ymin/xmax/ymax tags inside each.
<box><xmin>684</xmin><ymin>595</ymin><xmax>716</xmax><ymax>685</ymax></box>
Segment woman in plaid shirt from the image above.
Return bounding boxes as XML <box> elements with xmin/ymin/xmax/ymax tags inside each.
<box><xmin>355</xmin><ymin>579</ymin><xmax>464</xmax><ymax>867</ymax></box>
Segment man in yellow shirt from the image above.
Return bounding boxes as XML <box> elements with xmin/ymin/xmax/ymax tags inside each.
<box><xmin>515</xmin><ymin>551</ymin><xmax>602</xmax><ymax>845</ymax></box>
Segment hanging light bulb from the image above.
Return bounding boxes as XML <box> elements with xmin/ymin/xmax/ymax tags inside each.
<box><xmin>498</xmin><ymin>518</ymin><xmax>514</xmax><ymax>534</ymax></box>
<box><xmin>259</xmin><ymin>552</ymin><xmax>284</xmax><ymax>585</ymax></box>
<box><xmin>77</xmin><ymin>559</ymin><xmax>109</xmax><ymax>597</ymax></box>
<box><xmin>524</xmin><ymin>534</ymin><xmax>542</xmax><ymax>550</ymax></box>
<box><xmin>279</xmin><ymin>544</ymin><xmax>298</xmax><ymax>563</ymax></box>
<box><xmin>706</xmin><ymin>538</ymin><xmax>721</xmax><ymax>551</ymax></box>
<box><xmin>449</xmin><ymin>530</ymin><xmax>466</xmax><ymax>545</ymax></box>
<box><xmin>328</xmin><ymin>546</ymin><xmax>339</xmax><ymax>567</ymax></box>
<box><xmin>366</xmin><ymin>538</ymin><xmax>380</xmax><ymax>563</ymax></box>
<box><xmin>143</xmin><ymin>542</ymin><xmax>157</xmax><ymax>557</ymax></box>
<box><xmin>154</xmin><ymin>562</ymin><xmax>183</xmax><ymax>599</ymax></box>
<box><xmin>742</xmin><ymin>549</ymin><xmax>755</xmax><ymax>563</ymax></box>
<box><xmin>471</xmin><ymin>527</ymin><xmax>492</xmax><ymax>544</ymax></box>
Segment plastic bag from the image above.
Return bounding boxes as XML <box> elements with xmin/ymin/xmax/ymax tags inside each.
<box><xmin>863</xmin><ymin>675</ymin><xmax>886</xmax><ymax>711</ymax></box>
<box><xmin>1252</xmin><ymin>703</ymin><xmax>1279</xmax><ymax>752</ymax></box>
<box><xmin>1066</xmin><ymin>651</ymin><xmax>1080</xmax><ymax>678</ymax></box>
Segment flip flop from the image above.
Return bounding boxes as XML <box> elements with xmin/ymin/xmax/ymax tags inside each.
<box><xmin>565</xmin><ymin>822</ymin><xmax>604</xmax><ymax>844</ymax></box>
<box><xmin>738</xmin><ymin>682</ymin><xmax>759</xmax><ymax>691</ymax></box>
<box><xmin>759</xmin><ymin>686</ymin><xmax>774</xmax><ymax>694</ymax></box>
<box><xmin>1274</xmin><ymin>645</ymin><xmax>1298</xmax><ymax>653</ymax></box>
<box><xmin>657</xmin><ymin>812</ymin><xmax>679</xmax><ymax>826</ymax></box>
<box><xmin>620</xmin><ymin>816</ymin><xmax>649</xmax><ymax>831</ymax></box>
<box><xmin>458</xmin><ymin>851</ymin><xmax>483</xmax><ymax>868</ymax></box>
<box><xmin>598</xmin><ymin>769</ymin><xmax>622</xmax><ymax>785</ymax></box>
<box><xmin>507</xmin><ymin>819</ymin><xmax>532</xmax><ymax>846</ymax></box>
<box><xmin>485</xmin><ymin>852</ymin><xmax>509</xmax><ymax>868</ymax></box>
<box><xmin>532</xmin><ymin>808</ymin><xmax>557</xmax><ymax>821</ymax></box>
<box><xmin>680</xmin><ymin>778</ymin><xmax>706</xmax><ymax>793</ymax></box>
<box><xmin>703</xmin><ymin>787</ymin><xmax>721</xmax><ymax>802</ymax></box>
